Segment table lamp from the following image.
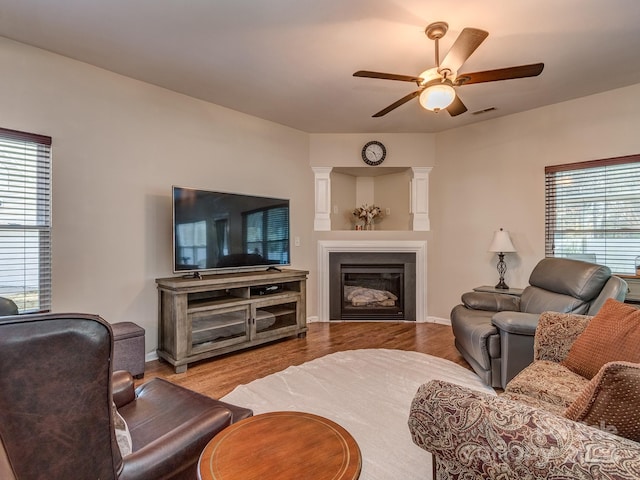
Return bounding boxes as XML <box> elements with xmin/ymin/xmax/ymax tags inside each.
<box><xmin>488</xmin><ymin>228</ymin><xmax>516</xmax><ymax>289</ymax></box>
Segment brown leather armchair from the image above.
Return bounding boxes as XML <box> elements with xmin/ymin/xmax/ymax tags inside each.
<box><xmin>0</xmin><ymin>313</ymin><xmax>252</xmax><ymax>480</ymax></box>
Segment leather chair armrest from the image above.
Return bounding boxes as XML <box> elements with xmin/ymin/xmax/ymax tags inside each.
<box><xmin>112</xmin><ymin>370</ymin><xmax>136</xmax><ymax>408</ymax></box>
<box><xmin>492</xmin><ymin>312</ymin><xmax>541</xmax><ymax>388</ymax></box>
<box><xmin>461</xmin><ymin>291</ymin><xmax>520</xmax><ymax>312</ymax></box>
<box><xmin>119</xmin><ymin>407</ymin><xmax>232</xmax><ymax>480</ymax></box>
<box><xmin>409</xmin><ymin>380</ymin><xmax>640</xmax><ymax>479</ymax></box>
<box><xmin>491</xmin><ymin>311</ymin><xmax>540</xmax><ymax>335</ymax></box>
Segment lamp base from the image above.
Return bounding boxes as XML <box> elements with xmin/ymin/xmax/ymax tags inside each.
<box><xmin>495</xmin><ymin>252</ymin><xmax>509</xmax><ymax>289</ymax></box>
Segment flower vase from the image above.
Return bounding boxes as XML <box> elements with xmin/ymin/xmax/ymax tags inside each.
<box><xmin>366</xmin><ymin>222</ymin><xmax>374</xmax><ymax>231</ymax></box>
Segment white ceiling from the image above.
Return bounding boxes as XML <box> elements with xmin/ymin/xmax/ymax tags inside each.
<box><xmin>1</xmin><ymin>0</ymin><xmax>639</xmax><ymax>133</ymax></box>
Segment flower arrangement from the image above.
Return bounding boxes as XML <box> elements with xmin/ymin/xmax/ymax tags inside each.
<box><xmin>353</xmin><ymin>203</ymin><xmax>382</xmax><ymax>227</ymax></box>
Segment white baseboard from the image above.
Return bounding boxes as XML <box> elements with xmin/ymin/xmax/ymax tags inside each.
<box><xmin>428</xmin><ymin>316</ymin><xmax>451</xmax><ymax>325</ymax></box>
<box><xmin>308</xmin><ymin>315</ymin><xmax>450</xmax><ymax>324</ymax></box>
<box><xmin>145</xmin><ymin>351</ymin><xmax>159</xmax><ymax>363</ymax></box>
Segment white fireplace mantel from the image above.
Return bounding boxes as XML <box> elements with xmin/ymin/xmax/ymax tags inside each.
<box><xmin>317</xmin><ymin>240</ymin><xmax>427</xmax><ymax>322</ymax></box>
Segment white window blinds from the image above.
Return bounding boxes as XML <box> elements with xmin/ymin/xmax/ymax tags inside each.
<box><xmin>545</xmin><ymin>154</ymin><xmax>640</xmax><ymax>274</ymax></box>
<box><xmin>0</xmin><ymin>128</ymin><xmax>52</xmax><ymax>312</ymax></box>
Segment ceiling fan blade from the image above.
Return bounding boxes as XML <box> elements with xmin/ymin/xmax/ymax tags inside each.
<box><xmin>440</xmin><ymin>28</ymin><xmax>488</xmax><ymax>72</ymax></box>
<box><xmin>372</xmin><ymin>90</ymin><xmax>422</xmax><ymax>117</ymax></box>
<box><xmin>354</xmin><ymin>70</ymin><xmax>422</xmax><ymax>83</ymax></box>
<box><xmin>446</xmin><ymin>95</ymin><xmax>467</xmax><ymax>116</ymax></box>
<box><xmin>455</xmin><ymin>63</ymin><xmax>544</xmax><ymax>85</ymax></box>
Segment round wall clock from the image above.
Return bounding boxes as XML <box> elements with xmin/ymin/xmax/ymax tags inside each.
<box><xmin>361</xmin><ymin>140</ymin><xmax>386</xmax><ymax>166</ymax></box>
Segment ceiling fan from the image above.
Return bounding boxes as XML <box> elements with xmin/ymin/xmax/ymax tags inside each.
<box><xmin>353</xmin><ymin>22</ymin><xmax>544</xmax><ymax>117</ymax></box>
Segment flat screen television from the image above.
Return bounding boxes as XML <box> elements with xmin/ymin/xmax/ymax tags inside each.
<box><xmin>172</xmin><ymin>186</ymin><xmax>290</xmax><ymax>274</ymax></box>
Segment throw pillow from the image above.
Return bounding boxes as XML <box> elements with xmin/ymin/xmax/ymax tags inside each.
<box><xmin>564</xmin><ymin>361</ymin><xmax>640</xmax><ymax>442</ymax></box>
<box><xmin>562</xmin><ymin>298</ymin><xmax>640</xmax><ymax>379</ymax></box>
<box><xmin>112</xmin><ymin>402</ymin><xmax>132</xmax><ymax>457</ymax></box>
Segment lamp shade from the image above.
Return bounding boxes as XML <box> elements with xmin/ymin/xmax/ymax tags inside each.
<box><xmin>488</xmin><ymin>228</ymin><xmax>516</xmax><ymax>253</ymax></box>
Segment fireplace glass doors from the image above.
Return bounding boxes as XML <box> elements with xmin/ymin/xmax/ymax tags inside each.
<box><xmin>341</xmin><ymin>265</ymin><xmax>404</xmax><ymax>320</ymax></box>
<box><xmin>329</xmin><ymin>252</ymin><xmax>416</xmax><ymax>321</ymax></box>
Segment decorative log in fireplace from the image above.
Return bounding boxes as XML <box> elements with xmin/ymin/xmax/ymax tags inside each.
<box><xmin>344</xmin><ymin>285</ymin><xmax>398</xmax><ymax>307</ymax></box>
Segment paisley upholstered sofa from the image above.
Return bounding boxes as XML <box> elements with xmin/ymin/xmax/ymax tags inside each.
<box><xmin>409</xmin><ymin>302</ymin><xmax>640</xmax><ymax>479</ymax></box>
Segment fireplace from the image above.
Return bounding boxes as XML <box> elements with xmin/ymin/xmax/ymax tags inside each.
<box><xmin>317</xmin><ymin>240</ymin><xmax>427</xmax><ymax>322</ymax></box>
<box><xmin>329</xmin><ymin>252</ymin><xmax>416</xmax><ymax>321</ymax></box>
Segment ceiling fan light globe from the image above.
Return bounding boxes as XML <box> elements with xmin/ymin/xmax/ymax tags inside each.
<box><xmin>419</xmin><ymin>84</ymin><xmax>455</xmax><ymax>111</ymax></box>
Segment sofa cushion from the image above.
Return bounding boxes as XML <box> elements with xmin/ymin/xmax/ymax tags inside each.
<box><xmin>500</xmin><ymin>391</ymin><xmax>566</xmax><ymax>416</ymax></box>
<box><xmin>533</xmin><ymin>311</ymin><xmax>591</xmax><ymax>363</ymax></box>
<box><xmin>562</xmin><ymin>299</ymin><xmax>640</xmax><ymax>380</ymax></box>
<box><xmin>564</xmin><ymin>361</ymin><xmax>640</xmax><ymax>442</ymax></box>
<box><xmin>505</xmin><ymin>360</ymin><xmax>589</xmax><ymax>408</ymax></box>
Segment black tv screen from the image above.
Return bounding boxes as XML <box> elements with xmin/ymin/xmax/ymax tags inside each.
<box><xmin>173</xmin><ymin>186</ymin><xmax>290</xmax><ymax>274</ymax></box>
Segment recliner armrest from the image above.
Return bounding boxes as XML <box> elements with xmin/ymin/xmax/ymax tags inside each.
<box><xmin>112</xmin><ymin>370</ymin><xmax>136</xmax><ymax>408</ymax></box>
<box><xmin>461</xmin><ymin>291</ymin><xmax>520</xmax><ymax>312</ymax></box>
<box><xmin>492</xmin><ymin>311</ymin><xmax>540</xmax><ymax>335</ymax></box>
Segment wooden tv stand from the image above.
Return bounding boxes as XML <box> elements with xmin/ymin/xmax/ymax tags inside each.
<box><xmin>156</xmin><ymin>269</ymin><xmax>308</xmax><ymax>373</ymax></box>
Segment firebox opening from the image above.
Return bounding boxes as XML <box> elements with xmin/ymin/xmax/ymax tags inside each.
<box><xmin>329</xmin><ymin>251</ymin><xmax>416</xmax><ymax>321</ymax></box>
<box><xmin>341</xmin><ymin>265</ymin><xmax>404</xmax><ymax>320</ymax></box>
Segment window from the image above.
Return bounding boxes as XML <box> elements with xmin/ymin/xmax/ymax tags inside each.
<box><xmin>175</xmin><ymin>220</ymin><xmax>207</xmax><ymax>269</ymax></box>
<box><xmin>0</xmin><ymin>128</ymin><xmax>52</xmax><ymax>312</ymax></box>
<box><xmin>244</xmin><ymin>205</ymin><xmax>289</xmax><ymax>264</ymax></box>
<box><xmin>545</xmin><ymin>154</ymin><xmax>640</xmax><ymax>274</ymax></box>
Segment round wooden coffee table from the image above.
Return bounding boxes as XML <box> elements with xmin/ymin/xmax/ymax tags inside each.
<box><xmin>198</xmin><ymin>411</ymin><xmax>361</xmax><ymax>480</ymax></box>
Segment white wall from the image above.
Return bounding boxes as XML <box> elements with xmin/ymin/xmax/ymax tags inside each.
<box><xmin>330</xmin><ymin>171</ymin><xmax>357</xmax><ymax>230</ymax></box>
<box><xmin>430</xmin><ymin>83</ymin><xmax>640</xmax><ymax>319</ymax></box>
<box><xmin>0</xmin><ymin>37</ymin><xmax>314</xmax><ymax>356</ymax></box>
<box><xmin>2</xmin><ymin>35</ymin><xmax>640</xmax><ymax>350</ymax></box>
<box><xmin>309</xmin><ymin>133</ymin><xmax>436</xmax><ymax>168</ymax></box>
<box><xmin>374</xmin><ymin>170</ymin><xmax>412</xmax><ymax>231</ymax></box>
<box><xmin>308</xmin><ymin>87</ymin><xmax>640</xmax><ymax>322</ymax></box>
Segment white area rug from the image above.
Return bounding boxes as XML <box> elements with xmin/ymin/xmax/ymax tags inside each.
<box><xmin>221</xmin><ymin>349</ymin><xmax>495</xmax><ymax>480</ymax></box>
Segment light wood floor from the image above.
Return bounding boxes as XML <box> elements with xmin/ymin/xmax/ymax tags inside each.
<box><xmin>141</xmin><ymin>321</ymin><xmax>469</xmax><ymax>399</ymax></box>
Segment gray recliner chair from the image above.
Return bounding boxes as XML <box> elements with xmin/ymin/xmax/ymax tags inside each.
<box><xmin>0</xmin><ymin>297</ymin><xmax>18</xmax><ymax>316</ymax></box>
<box><xmin>451</xmin><ymin>257</ymin><xmax>627</xmax><ymax>389</ymax></box>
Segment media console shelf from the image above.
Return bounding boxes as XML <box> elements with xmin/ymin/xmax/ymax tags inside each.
<box><xmin>156</xmin><ymin>269</ymin><xmax>308</xmax><ymax>373</ymax></box>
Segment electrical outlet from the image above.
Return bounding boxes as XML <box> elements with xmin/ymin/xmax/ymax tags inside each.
<box><xmin>386</xmin><ymin>208</ymin><xmax>391</xmax><ymax>215</ymax></box>
<box><xmin>294</xmin><ymin>236</ymin><xmax>301</xmax><ymax>247</ymax></box>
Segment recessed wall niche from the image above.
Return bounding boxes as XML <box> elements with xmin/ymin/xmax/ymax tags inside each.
<box><xmin>312</xmin><ymin>166</ymin><xmax>431</xmax><ymax>232</ymax></box>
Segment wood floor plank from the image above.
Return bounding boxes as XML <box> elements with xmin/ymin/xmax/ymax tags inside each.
<box><xmin>140</xmin><ymin>321</ymin><xmax>469</xmax><ymax>399</ymax></box>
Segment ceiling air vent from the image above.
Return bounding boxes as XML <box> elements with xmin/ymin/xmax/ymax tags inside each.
<box><xmin>472</xmin><ymin>107</ymin><xmax>497</xmax><ymax>115</ymax></box>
